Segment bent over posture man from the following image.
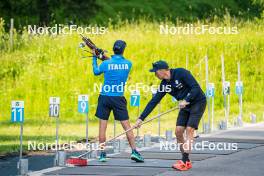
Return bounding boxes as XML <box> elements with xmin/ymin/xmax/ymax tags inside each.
<box><xmin>134</xmin><ymin>60</ymin><xmax>206</xmax><ymax>171</ymax></box>
<box><xmin>93</xmin><ymin>40</ymin><xmax>144</xmax><ymax>162</ymax></box>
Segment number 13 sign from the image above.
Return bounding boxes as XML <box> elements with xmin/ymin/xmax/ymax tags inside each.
<box><xmin>11</xmin><ymin>101</ymin><xmax>24</xmax><ymax>123</ymax></box>
<box><xmin>49</xmin><ymin>97</ymin><xmax>60</xmax><ymax>117</ymax></box>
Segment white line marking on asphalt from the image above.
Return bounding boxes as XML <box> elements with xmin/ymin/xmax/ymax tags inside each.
<box><xmin>28</xmin><ymin>167</ymin><xmax>63</xmax><ymax>176</ymax></box>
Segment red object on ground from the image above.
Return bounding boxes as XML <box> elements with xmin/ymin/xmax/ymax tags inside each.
<box><xmin>185</xmin><ymin>161</ymin><xmax>192</xmax><ymax>169</ymax></box>
<box><xmin>66</xmin><ymin>157</ymin><xmax>88</xmax><ymax>166</ymax></box>
<box><xmin>172</xmin><ymin>160</ymin><xmax>188</xmax><ymax>171</ymax></box>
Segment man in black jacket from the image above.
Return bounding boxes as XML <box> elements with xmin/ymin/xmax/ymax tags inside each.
<box><xmin>134</xmin><ymin>60</ymin><xmax>206</xmax><ymax>171</ymax></box>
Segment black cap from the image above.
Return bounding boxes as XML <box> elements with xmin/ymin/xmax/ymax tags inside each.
<box><xmin>149</xmin><ymin>60</ymin><xmax>169</xmax><ymax>72</ymax></box>
<box><xmin>113</xmin><ymin>40</ymin><xmax>126</xmax><ymax>54</ymax></box>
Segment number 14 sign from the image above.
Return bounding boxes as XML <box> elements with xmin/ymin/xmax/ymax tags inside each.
<box><xmin>11</xmin><ymin>101</ymin><xmax>24</xmax><ymax>123</ymax></box>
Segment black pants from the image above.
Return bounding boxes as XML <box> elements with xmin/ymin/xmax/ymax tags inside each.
<box><xmin>176</xmin><ymin>100</ymin><xmax>207</xmax><ymax>129</ymax></box>
<box><xmin>95</xmin><ymin>95</ymin><xmax>129</xmax><ymax>121</ymax></box>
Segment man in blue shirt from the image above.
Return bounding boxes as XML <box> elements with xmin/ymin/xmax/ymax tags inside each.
<box><xmin>92</xmin><ymin>40</ymin><xmax>144</xmax><ymax>162</ymax></box>
<box><xmin>134</xmin><ymin>60</ymin><xmax>206</xmax><ymax>171</ymax></box>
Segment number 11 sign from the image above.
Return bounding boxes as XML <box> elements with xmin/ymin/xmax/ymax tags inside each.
<box><xmin>11</xmin><ymin>101</ymin><xmax>24</xmax><ymax>123</ymax></box>
<box><xmin>11</xmin><ymin>100</ymin><xmax>25</xmax><ymax>172</ymax></box>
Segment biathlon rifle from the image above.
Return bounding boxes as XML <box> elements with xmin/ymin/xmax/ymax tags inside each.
<box><xmin>79</xmin><ymin>34</ymin><xmax>109</xmax><ymax>61</ymax></box>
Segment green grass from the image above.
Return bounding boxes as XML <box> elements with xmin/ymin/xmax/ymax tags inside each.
<box><xmin>0</xmin><ymin>18</ymin><xmax>264</xmax><ymax>154</ymax></box>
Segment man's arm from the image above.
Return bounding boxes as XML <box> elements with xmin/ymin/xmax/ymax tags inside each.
<box><xmin>92</xmin><ymin>56</ymin><xmax>105</xmax><ymax>76</ymax></box>
<box><xmin>139</xmin><ymin>90</ymin><xmax>166</xmax><ymax>121</ymax></box>
<box><xmin>181</xmin><ymin>69</ymin><xmax>201</xmax><ymax>102</ymax></box>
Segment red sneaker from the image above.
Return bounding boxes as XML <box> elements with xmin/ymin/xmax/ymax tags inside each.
<box><xmin>185</xmin><ymin>161</ymin><xmax>192</xmax><ymax>169</ymax></box>
<box><xmin>172</xmin><ymin>160</ymin><xmax>188</xmax><ymax>171</ymax></box>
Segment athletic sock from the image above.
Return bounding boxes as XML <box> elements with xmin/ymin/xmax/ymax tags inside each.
<box><xmin>132</xmin><ymin>149</ymin><xmax>139</xmax><ymax>154</ymax></box>
<box><xmin>182</xmin><ymin>152</ymin><xmax>190</xmax><ymax>163</ymax></box>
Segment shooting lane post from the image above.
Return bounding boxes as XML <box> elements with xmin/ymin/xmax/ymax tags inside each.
<box><xmin>236</xmin><ymin>62</ymin><xmax>243</xmax><ymax>126</ymax></box>
<box><xmin>78</xmin><ymin>95</ymin><xmax>89</xmax><ymax>143</ymax></box>
<box><xmin>11</xmin><ymin>100</ymin><xmax>28</xmax><ymax>175</ymax></box>
<box><xmin>206</xmin><ymin>83</ymin><xmax>215</xmax><ymax>131</ymax></box>
<box><xmin>49</xmin><ymin>97</ymin><xmax>65</xmax><ymax>166</ymax></box>
<box><xmin>151</xmin><ymin>88</ymin><xmax>161</xmax><ymax>140</ymax></box>
<box><xmin>130</xmin><ymin>90</ymin><xmax>141</xmax><ymax>143</ymax></box>
<box><xmin>221</xmin><ymin>55</ymin><xmax>230</xmax><ymax>130</ymax></box>
<box><xmin>205</xmin><ymin>55</ymin><xmax>210</xmax><ymax>133</ymax></box>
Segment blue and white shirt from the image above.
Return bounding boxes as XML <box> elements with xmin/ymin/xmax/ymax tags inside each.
<box><xmin>92</xmin><ymin>55</ymin><xmax>132</xmax><ymax>96</ymax></box>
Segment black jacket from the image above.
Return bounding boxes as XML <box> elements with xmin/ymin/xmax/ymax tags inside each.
<box><xmin>140</xmin><ymin>68</ymin><xmax>206</xmax><ymax>121</ymax></box>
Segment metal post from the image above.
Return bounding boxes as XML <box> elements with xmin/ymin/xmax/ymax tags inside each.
<box><xmin>239</xmin><ymin>94</ymin><xmax>243</xmax><ymax>124</ymax></box>
<box><xmin>9</xmin><ymin>18</ymin><xmax>14</xmax><ymax>50</ymax></box>
<box><xmin>18</xmin><ymin>122</ymin><xmax>28</xmax><ymax>175</ymax></box>
<box><xmin>119</xmin><ymin>139</ymin><xmax>127</xmax><ymax>152</ymax></box>
<box><xmin>165</xmin><ymin>130</ymin><xmax>173</xmax><ymax>141</ymax></box>
<box><xmin>19</xmin><ymin>159</ymin><xmax>28</xmax><ymax>175</ymax></box>
<box><xmin>137</xmin><ymin>106</ymin><xmax>140</xmax><ymax>138</ymax></box>
<box><xmin>54</xmin><ymin>115</ymin><xmax>59</xmax><ymax>166</ymax></box>
<box><xmin>152</xmin><ymin>88</ymin><xmax>161</xmax><ymax>138</ymax></box>
<box><xmin>212</xmin><ymin>96</ymin><xmax>214</xmax><ymax>131</ymax></box>
<box><xmin>18</xmin><ymin>122</ymin><xmax>24</xmax><ymax>175</ymax></box>
<box><xmin>199</xmin><ymin>61</ymin><xmax>205</xmax><ymax>133</ymax></box>
<box><xmin>113</xmin><ymin>119</ymin><xmax>116</xmax><ymax>149</ymax></box>
<box><xmin>58</xmin><ymin>151</ymin><xmax>66</xmax><ymax>166</ymax></box>
<box><xmin>227</xmin><ymin>93</ymin><xmax>230</xmax><ymax>127</ymax></box>
<box><xmin>114</xmin><ymin>120</ymin><xmax>116</xmax><ymax>138</ymax></box>
<box><xmin>86</xmin><ymin>113</ymin><xmax>89</xmax><ymax>143</ymax></box>
<box><xmin>56</xmin><ymin>116</ymin><xmax>59</xmax><ymax>151</ymax></box>
<box><xmin>144</xmin><ymin>134</ymin><xmax>151</xmax><ymax>147</ymax></box>
<box><xmin>221</xmin><ymin>54</ymin><xmax>227</xmax><ymax>129</ymax></box>
<box><xmin>186</xmin><ymin>53</ymin><xmax>189</xmax><ymax>69</ymax></box>
<box><xmin>158</xmin><ymin>103</ymin><xmax>161</xmax><ymax>138</ymax></box>
<box><xmin>238</xmin><ymin>62</ymin><xmax>243</xmax><ymax>124</ymax></box>
<box><xmin>205</xmin><ymin>55</ymin><xmax>210</xmax><ymax>133</ymax></box>
<box><xmin>19</xmin><ymin>122</ymin><xmax>23</xmax><ymax>161</ymax></box>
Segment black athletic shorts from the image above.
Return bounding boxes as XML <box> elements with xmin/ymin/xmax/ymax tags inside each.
<box><xmin>95</xmin><ymin>95</ymin><xmax>129</xmax><ymax>121</ymax></box>
<box><xmin>176</xmin><ymin>100</ymin><xmax>207</xmax><ymax>129</ymax></box>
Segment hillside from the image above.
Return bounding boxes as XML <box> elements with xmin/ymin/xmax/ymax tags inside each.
<box><xmin>0</xmin><ymin>19</ymin><xmax>264</xmax><ymax>124</ymax></box>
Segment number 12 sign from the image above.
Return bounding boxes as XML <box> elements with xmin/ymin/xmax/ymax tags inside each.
<box><xmin>223</xmin><ymin>81</ymin><xmax>230</xmax><ymax>95</ymax></box>
<box><xmin>49</xmin><ymin>97</ymin><xmax>60</xmax><ymax>117</ymax></box>
<box><xmin>11</xmin><ymin>101</ymin><xmax>24</xmax><ymax>123</ymax></box>
<box><xmin>78</xmin><ymin>95</ymin><xmax>89</xmax><ymax>113</ymax></box>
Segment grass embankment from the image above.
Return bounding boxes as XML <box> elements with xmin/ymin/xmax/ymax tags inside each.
<box><xmin>0</xmin><ymin>19</ymin><xmax>263</xmax><ymax>154</ymax></box>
